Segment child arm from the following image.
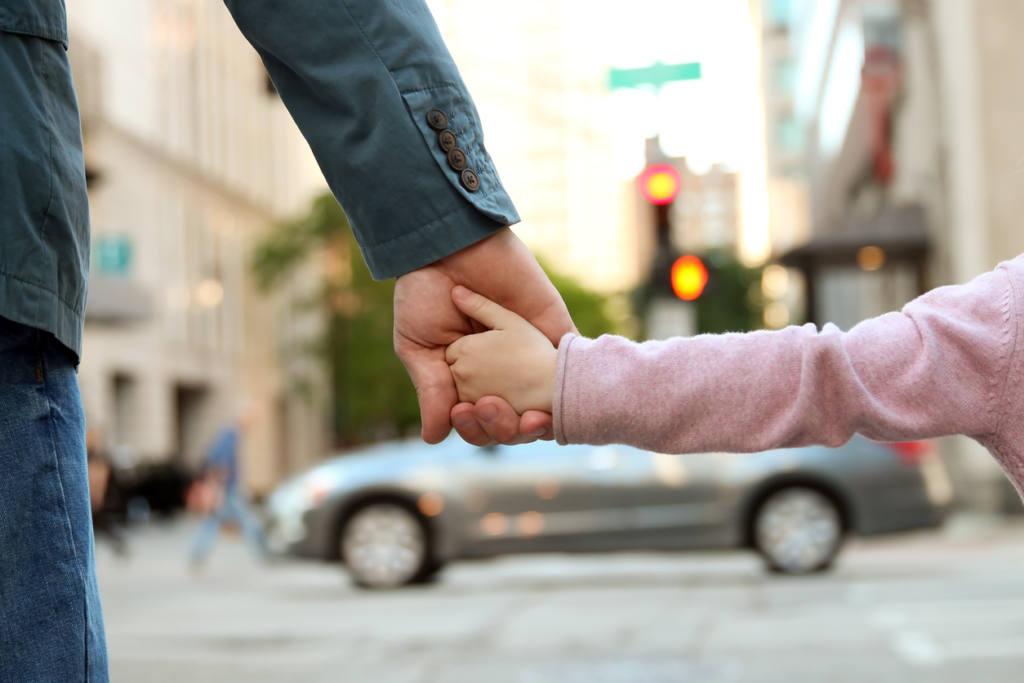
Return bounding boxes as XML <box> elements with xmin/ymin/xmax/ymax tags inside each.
<box><xmin>555</xmin><ymin>266</ymin><xmax>1017</xmax><ymax>455</ymax></box>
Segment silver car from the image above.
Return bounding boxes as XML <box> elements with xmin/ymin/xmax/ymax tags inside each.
<box><xmin>264</xmin><ymin>435</ymin><xmax>952</xmax><ymax>588</ymax></box>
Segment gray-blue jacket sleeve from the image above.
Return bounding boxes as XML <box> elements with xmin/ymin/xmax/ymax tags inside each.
<box><xmin>222</xmin><ymin>0</ymin><xmax>519</xmax><ymax>279</ymax></box>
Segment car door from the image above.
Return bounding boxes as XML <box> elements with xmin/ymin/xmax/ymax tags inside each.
<box><xmin>608</xmin><ymin>448</ymin><xmax>742</xmax><ymax>550</ymax></box>
<box><xmin>455</xmin><ymin>442</ymin><xmax>642</xmax><ymax>555</ymax></box>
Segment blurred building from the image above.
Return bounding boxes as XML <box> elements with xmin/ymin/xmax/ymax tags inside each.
<box><xmin>426</xmin><ymin>0</ymin><xmax>644</xmax><ymax>291</ymax></box>
<box><xmin>427</xmin><ymin>1</ymin><xmax>778</xmax><ymax>299</ymax></box>
<box><xmin>630</xmin><ymin>141</ymin><xmax>744</xmax><ymax>273</ymax></box>
<box><xmin>68</xmin><ymin>0</ymin><xmax>329</xmax><ymax>493</ymax></box>
<box><xmin>672</xmin><ymin>160</ymin><xmax>742</xmax><ymax>254</ymax></box>
<box><xmin>752</xmin><ymin>0</ymin><xmax>1024</xmax><ymax>510</ymax></box>
<box><xmin>754</xmin><ymin>0</ymin><xmax>812</xmax><ymax>245</ymax></box>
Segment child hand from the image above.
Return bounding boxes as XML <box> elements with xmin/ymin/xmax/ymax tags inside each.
<box><xmin>445</xmin><ymin>285</ymin><xmax>558</xmax><ymax>414</ymax></box>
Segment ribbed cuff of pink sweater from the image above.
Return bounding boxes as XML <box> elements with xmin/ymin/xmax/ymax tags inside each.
<box><xmin>552</xmin><ymin>332</ymin><xmax>578</xmax><ymax>445</ymax></box>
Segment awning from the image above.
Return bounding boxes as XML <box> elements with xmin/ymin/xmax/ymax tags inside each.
<box><xmin>777</xmin><ymin>203</ymin><xmax>932</xmax><ymax>325</ymax></box>
<box><xmin>779</xmin><ymin>203</ymin><xmax>930</xmax><ymax>269</ymax></box>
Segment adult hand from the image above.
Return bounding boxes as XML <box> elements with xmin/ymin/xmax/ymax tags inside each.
<box><xmin>393</xmin><ymin>228</ymin><xmax>574</xmax><ymax>445</ymax></box>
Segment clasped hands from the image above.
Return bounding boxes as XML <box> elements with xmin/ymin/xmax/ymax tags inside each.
<box><xmin>393</xmin><ymin>228</ymin><xmax>569</xmax><ymax>446</ymax></box>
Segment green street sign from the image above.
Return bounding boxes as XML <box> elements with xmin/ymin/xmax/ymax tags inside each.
<box><xmin>95</xmin><ymin>235</ymin><xmax>133</xmax><ymax>276</ymax></box>
<box><xmin>609</xmin><ymin>61</ymin><xmax>702</xmax><ymax>91</ymax></box>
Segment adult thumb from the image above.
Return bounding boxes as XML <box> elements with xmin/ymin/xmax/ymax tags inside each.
<box><xmin>394</xmin><ymin>342</ymin><xmax>458</xmax><ymax>444</ymax></box>
<box><xmin>451</xmin><ymin>285</ymin><xmax>522</xmax><ymax>330</ymax></box>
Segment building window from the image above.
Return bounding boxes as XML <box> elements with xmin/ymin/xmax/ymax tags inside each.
<box><xmin>773</xmin><ymin>59</ymin><xmax>796</xmax><ymax>92</ymax></box>
<box><xmin>776</xmin><ymin>116</ymin><xmax>804</xmax><ymax>152</ymax></box>
<box><xmin>769</xmin><ymin>0</ymin><xmax>793</xmax><ymax>28</ymax></box>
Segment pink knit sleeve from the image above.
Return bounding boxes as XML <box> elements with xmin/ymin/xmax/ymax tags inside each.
<box><xmin>553</xmin><ymin>266</ymin><xmax>1017</xmax><ymax>456</ymax></box>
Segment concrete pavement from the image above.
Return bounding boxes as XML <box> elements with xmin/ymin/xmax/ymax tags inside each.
<box><xmin>97</xmin><ymin>514</ymin><xmax>1024</xmax><ymax>682</ymax></box>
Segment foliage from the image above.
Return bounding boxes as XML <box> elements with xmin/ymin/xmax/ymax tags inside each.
<box><xmin>694</xmin><ymin>249</ymin><xmax>765</xmax><ymax>334</ymax></box>
<box><xmin>251</xmin><ymin>194</ymin><xmax>349</xmax><ymax>290</ymax></box>
<box><xmin>251</xmin><ymin>192</ymin><xmax>622</xmax><ymax>446</ymax></box>
<box><xmin>252</xmin><ymin>194</ymin><xmax>415</xmax><ymax>445</ymax></box>
<box><xmin>539</xmin><ymin>258</ymin><xmax>616</xmax><ymax>340</ymax></box>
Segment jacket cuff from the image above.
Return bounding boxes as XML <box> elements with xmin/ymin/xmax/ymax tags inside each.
<box><xmin>358</xmin><ymin>85</ymin><xmax>518</xmax><ymax>278</ymax></box>
<box><xmin>401</xmin><ymin>86</ymin><xmax>517</xmax><ymax>228</ymax></box>
<box><xmin>359</xmin><ymin>199</ymin><xmax>511</xmax><ymax>279</ymax></box>
<box><xmin>224</xmin><ymin>0</ymin><xmax>519</xmax><ymax>281</ymax></box>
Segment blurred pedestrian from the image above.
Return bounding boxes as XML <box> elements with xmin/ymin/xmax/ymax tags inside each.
<box><xmin>2</xmin><ymin>1</ymin><xmax>568</xmax><ymax>679</ymax></box>
<box><xmin>444</xmin><ymin>255</ymin><xmax>1024</xmax><ymax>504</ymax></box>
<box><xmin>187</xmin><ymin>406</ymin><xmax>269</xmax><ymax>568</ymax></box>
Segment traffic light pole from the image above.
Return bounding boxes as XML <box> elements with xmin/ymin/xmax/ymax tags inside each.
<box><xmin>655</xmin><ymin>202</ymin><xmax>672</xmax><ymax>248</ymax></box>
<box><xmin>610</xmin><ymin>64</ymin><xmax>704</xmax><ymax>340</ymax></box>
<box><xmin>645</xmin><ymin>196</ymin><xmax>697</xmax><ymax>340</ymax></box>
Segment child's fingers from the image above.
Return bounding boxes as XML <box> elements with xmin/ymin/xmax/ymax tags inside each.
<box><xmin>451</xmin><ymin>285</ymin><xmax>524</xmax><ymax>330</ymax></box>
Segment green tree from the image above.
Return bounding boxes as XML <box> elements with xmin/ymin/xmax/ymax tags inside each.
<box><xmin>694</xmin><ymin>249</ymin><xmax>766</xmax><ymax>334</ymax></box>
<box><xmin>538</xmin><ymin>258</ymin><xmax>616</xmax><ymax>339</ymax></box>
<box><xmin>252</xmin><ymin>192</ymin><xmax>622</xmax><ymax>446</ymax></box>
<box><xmin>252</xmin><ymin>193</ymin><xmax>417</xmax><ymax>446</ymax></box>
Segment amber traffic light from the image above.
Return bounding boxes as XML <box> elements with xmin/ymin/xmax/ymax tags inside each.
<box><xmin>670</xmin><ymin>255</ymin><xmax>708</xmax><ymax>301</ymax></box>
<box><xmin>639</xmin><ymin>163</ymin><xmax>681</xmax><ymax>205</ymax></box>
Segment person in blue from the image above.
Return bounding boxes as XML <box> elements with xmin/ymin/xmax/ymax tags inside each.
<box><xmin>188</xmin><ymin>409</ymin><xmax>268</xmax><ymax>567</ymax></box>
<box><xmin>0</xmin><ymin>1</ymin><xmax>572</xmax><ymax>680</ymax></box>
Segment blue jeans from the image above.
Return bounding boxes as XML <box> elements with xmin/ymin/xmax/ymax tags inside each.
<box><xmin>189</xmin><ymin>488</ymin><xmax>268</xmax><ymax>564</ymax></box>
<box><xmin>0</xmin><ymin>317</ymin><xmax>108</xmax><ymax>682</ymax></box>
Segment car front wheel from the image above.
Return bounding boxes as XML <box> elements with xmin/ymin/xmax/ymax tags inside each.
<box><xmin>340</xmin><ymin>502</ymin><xmax>430</xmax><ymax>588</ymax></box>
<box><xmin>753</xmin><ymin>486</ymin><xmax>843</xmax><ymax>574</ymax></box>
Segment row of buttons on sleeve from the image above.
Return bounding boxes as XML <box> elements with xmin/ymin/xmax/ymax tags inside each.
<box><xmin>426</xmin><ymin>109</ymin><xmax>480</xmax><ymax>192</ymax></box>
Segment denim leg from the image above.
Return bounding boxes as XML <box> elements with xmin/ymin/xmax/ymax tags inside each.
<box><xmin>188</xmin><ymin>511</ymin><xmax>224</xmax><ymax>565</ymax></box>
<box><xmin>222</xmin><ymin>490</ymin><xmax>268</xmax><ymax>559</ymax></box>
<box><xmin>0</xmin><ymin>319</ymin><xmax>109</xmax><ymax>682</ymax></box>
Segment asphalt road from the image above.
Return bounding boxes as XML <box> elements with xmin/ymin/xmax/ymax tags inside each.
<box><xmin>97</xmin><ymin>514</ymin><xmax>1024</xmax><ymax>683</ymax></box>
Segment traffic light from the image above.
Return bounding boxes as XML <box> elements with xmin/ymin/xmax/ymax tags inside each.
<box><xmin>670</xmin><ymin>255</ymin><xmax>708</xmax><ymax>301</ymax></box>
<box><xmin>636</xmin><ymin>153</ymin><xmax>765</xmax><ymax>336</ymax></box>
<box><xmin>638</xmin><ymin>163</ymin><xmax>681</xmax><ymax>205</ymax></box>
<box><xmin>638</xmin><ymin>162</ymin><xmax>681</xmax><ymax>255</ymax></box>
<box><xmin>639</xmin><ymin>159</ymin><xmax>703</xmax><ymax>337</ymax></box>
<box><xmin>639</xmin><ymin>162</ymin><xmax>708</xmax><ymax>301</ymax></box>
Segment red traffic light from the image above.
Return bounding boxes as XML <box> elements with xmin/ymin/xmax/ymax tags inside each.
<box><xmin>639</xmin><ymin>163</ymin><xmax>681</xmax><ymax>205</ymax></box>
<box><xmin>670</xmin><ymin>255</ymin><xmax>708</xmax><ymax>301</ymax></box>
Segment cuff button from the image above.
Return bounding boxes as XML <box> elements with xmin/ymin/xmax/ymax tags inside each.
<box><xmin>426</xmin><ymin>109</ymin><xmax>449</xmax><ymax>131</ymax></box>
<box><xmin>460</xmin><ymin>169</ymin><xmax>480</xmax><ymax>192</ymax></box>
<box><xmin>446</xmin><ymin>148</ymin><xmax>468</xmax><ymax>171</ymax></box>
<box><xmin>438</xmin><ymin>129</ymin><xmax>458</xmax><ymax>152</ymax></box>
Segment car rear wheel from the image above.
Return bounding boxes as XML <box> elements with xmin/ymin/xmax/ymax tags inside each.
<box><xmin>753</xmin><ymin>486</ymin><xmax>843</xmax><ymax>574</ymax></box>
<box><xmin>340</xmin><ymin>502</ymin><xmax>430</xmax><ymax>588</ymax></box>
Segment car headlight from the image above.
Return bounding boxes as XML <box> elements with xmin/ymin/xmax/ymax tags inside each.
<box><xmin>302</xmin><ymin>470</ymin><xmax>341</xmax><ymax>507</ymax></box>
<box><xmin>268</xmin><ymin>468</ymin><xmax>344</xmax><ymax>525</ymax></box>
<box><xmin>267</xmin><ymin>480</ymin><xmax>306</xmax><ymax>514</ymax></box>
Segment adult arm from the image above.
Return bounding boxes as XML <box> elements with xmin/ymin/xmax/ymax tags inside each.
<box><xmin>222</xmin><ymin>0</ymin><xmax>517</xmax><ymax>277</ymax></box>
<box><xmin>223</xmin><ymin>1</ymin><xmax>572</xmax><ymax>443</ymax></box>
